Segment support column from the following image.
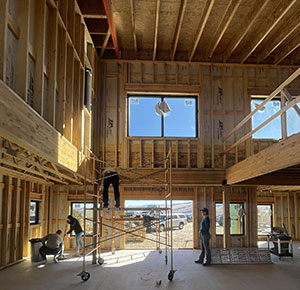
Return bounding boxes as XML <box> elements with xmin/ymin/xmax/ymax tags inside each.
<box><xmin>222</xmin><ymin>185</ymin><xmax>231</xmax><ymax>248</ymax></box>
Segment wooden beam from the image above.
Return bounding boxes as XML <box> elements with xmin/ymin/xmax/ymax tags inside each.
<box><xmin>125</xmin><ymin>83</ymin><xmax>201</xmax><ymax>93</ymax></box>
<box><xmin>10</xmin><ymin>178</ymin><xmax>18</xmax><ymax>263</ymax></box>
<box><xmin>130</xmin><ymin>0</ymin><xmax>137</xmax><ymax>58</ymax></box>
<box><xmin>282</xmin><ymin>88</ymin><xmax>300</xmax><ymax>118</ymax></box>
<box><xmin>23</xmin><ymin>181</ymin><xmax>31</xmax><ymax>257</ymax></box>
<box><xmin>226</xmin><ymin>131</ymin><xmax>300</xmax><ymax>184</ymax></box>
<box><xmin>1</xmin><ymin>176</ymin><xmax>9</xmax><ymax>266</ymax></box>
<box><xmin>171</xmin><ymin>0</ymin><xmax>187</xmax><ymax>61</ymax></box>
<box><xmin>222</xmin><ymin>185</ymin><xmax>231</xmax><ymax>248</ymax></box>
<box><xmin>275</xmin><ymin>30</ymin><xmax>300</xmax><ymax>64</ymax></box>
<box><xmin>223</xmin><ymin>0</ymin><xmax>269</xmax><ymax>62</ymax></box>
<box><xmin>18</xmin><ymin>180</ymin><xmax>26</xmax><ymax>259</ymax></box>
<box><xmin>33</xmin><ymin>0</ymin><xmax>46</xmax><ymax>115</ymax></box>
<box><xmin>153</xmin><ymin>0</ymin><xmax>160</xmax><ymax>61</ymax></box>
<box><xmin>189</xmin><ymin>0</ymin><xmax>215</xmax><ymax>62</ymax></box>
<box><xmin>207</xmin><ymin>0</ymin><xmax>242</xmax><ymax>59</ymax></box>
<box><xmin>294</xmin><ymin>192</ymin><xmax>299</xmax><ymax>239</ymax></box>
<box><xmin>102</xmin><ymin>0</ymin><xmax>120</xmax><ymax>59</ymax></box>
<box><xmin>0</xmin><ymin>0</ymin><xmax>8</xmax><ymax>81</ymax></box>
<box><xmin>240</xmin><ymin>0</ymin><xmax>298</xmax><ymax>63</ymax></box>
<box><xmin>281</xmin><ymin>92</ymin><xmax>287</xmax><ymax>140</ymax></box>
<box><xmin>100</xmin><ymin>29</ymin><xmax>111</xmax><ymax>59</ymax></box>
<box><xmin>15</xmin><ymin>0</ymin><xmax>30</xmax><ymax>101</ymax></box>
<box><xmin>45</xmin><ymin>7</ymin><xmax>58</xmax><ymax>125</ymax></box>
<box><xmin>257</xmin><ymin>8</ymin><xmax>300</xmax><ymax>63</ymax></box>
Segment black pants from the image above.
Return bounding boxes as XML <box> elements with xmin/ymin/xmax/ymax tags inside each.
<box><xmin>199</xmin><ymin>234</ymin><xmax>211</xmax><ymax>264</ymax></box>
<box><xmin>103</xmin><ymin>174</ymin><xmax>120</xmax><ymax>208</ymax></box>
<box><xmin>39</xmin><ymin>245</ymin><xmax>62</xmax><ymax>260</ymax></box>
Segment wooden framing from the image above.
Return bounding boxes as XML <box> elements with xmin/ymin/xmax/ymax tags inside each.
<box><xmin>189</xmin><ymin>0</ymin><xmax>215</xmax><ymax>62</ymax></box>
<box><xmin>222</xmin><ymin>185</ymin><xmax>231</xmax><ymax>248</ymax></box>
<box><xmin>152</xmin><ymin>0</ymin><xmax>160</xmax><ymax>61</ymax></box>
<box><xmin>171</xmin><ymin>0</ymin><xmax>187</xmax><ymax>61</ymax></box>
<box><xmin>129</xmin><ymin>0</ymin><xmax>137</xmax><ymax>59</ymax></box>
<box><xmin>207</xmin><ymin>0</ymin><xmax>242</xmax><ymax>59</ymax></box>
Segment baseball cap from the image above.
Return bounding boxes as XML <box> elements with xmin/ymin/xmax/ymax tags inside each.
<box><xmin>200</xmin><ymin>208</ymin><xmax>209</xmax><ymax>214</ymax></box>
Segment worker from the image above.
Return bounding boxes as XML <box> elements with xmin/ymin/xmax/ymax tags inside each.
<box><xmin>65</xmin><ymin>215</ymin><xmax>83</xmax><ymax>256</ymax></box>
<box><xmin>194</xmin><ymin>208</ymin><xmax>211</xmax><ymax>266</ymax></box>
<box><xmin>102</xmin><ymin>168</ymin><xmax>120</xmax><ymax>208</ymax></box>
<box><xmin>39</xmin><ymin>230</ymin><xmax>63</xmax><ymax>263</ymax></box>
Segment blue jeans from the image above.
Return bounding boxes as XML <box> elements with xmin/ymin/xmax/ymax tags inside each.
<box><xmin>76</xmin><ymin>232</ymin><xmax>83</xmax><ymax>253</ymax></box>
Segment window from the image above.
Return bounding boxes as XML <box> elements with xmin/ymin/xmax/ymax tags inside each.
<box><xmin>215</xmin><ymin>203</ymin><xmax>245</xmax><ymax>235</ymax></box>
<box><xmin>251</xmin><ymin>98</ymin><xmax>281</xmax><ymax>139</ymax></box>
<box><xmin>286</xmin><ymin>103</ymin><xmax>300</xmax><ymax>137</ymax></box>
<box><xmin>257</xmin><ymin>204</ymin><xmax>272</xmax><ymax>236</ymax></box>
<box><xmin>128</xmin><ymin>95</ymin><xmax>197</xmax><ymax>137</ymax></box>
<box><xmin>71</xmin><ymin>203</ymin><xmax>94</xmax><ymax>236</ymax></box>
<box><xmin>30</xmin><ymin>201</ymin><xmax>40</xmax><ymax>225</ymax></box>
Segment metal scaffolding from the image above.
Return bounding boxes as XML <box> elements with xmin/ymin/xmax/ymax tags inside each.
<box><xmin>78</xmin><ymin>148</ymin><xmax>175</xmax><ymax>282</ymax></box>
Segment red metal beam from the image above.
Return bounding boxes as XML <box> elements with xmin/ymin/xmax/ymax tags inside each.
<box><xmin>102</xmin><ymin>0</ymin><xmax>120</xmax><ymax>59</ymax></box>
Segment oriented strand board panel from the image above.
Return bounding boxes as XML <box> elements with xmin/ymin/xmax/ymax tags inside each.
<box><xmin>0</xmin><ymin>80</ymin><xmax>83</xmax><ymax>172</ymax></box>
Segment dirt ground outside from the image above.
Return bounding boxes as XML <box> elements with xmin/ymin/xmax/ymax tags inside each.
<box><xmin>125</xmin><ymin>222</ymin><xmax>194</xmax><ymax>249</ymax></box>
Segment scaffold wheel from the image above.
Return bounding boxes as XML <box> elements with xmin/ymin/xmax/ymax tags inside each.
<box><xmin>168</xmin><ymin>270</ymin><xmax>175</xmax><ymax>281</ymax></box>
<box><xmin>81</xmin><ymin>272</ymin><xmax>90</xmax><ymax>282</ymax></box>
<box><xmin>98</xmin><ymin>257</ymin><xmax>104</xmax><ymax>265</ymax></box>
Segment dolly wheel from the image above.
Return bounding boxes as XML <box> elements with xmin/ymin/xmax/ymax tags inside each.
<box><xmin>81</xmin><ymin>272</ymin><xmax>90</xmax><ymax>282</ymax></box>
<box><xmin>98</xmin><ymin>257</ymin><xmax>104</xmax><ymax>265</ymax></box>
<box><xmin>168</xmin><ymin>270</ymin><xmax>175</xmax><ymax>281</ymax></box>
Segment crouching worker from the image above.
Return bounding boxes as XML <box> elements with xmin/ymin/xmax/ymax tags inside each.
<box><xmin>39</xmin><ymin>230</ymin><xmax>63</xmax><ymax>263</ymax></box>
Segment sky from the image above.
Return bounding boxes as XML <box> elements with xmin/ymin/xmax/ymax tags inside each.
<box><xmin>251</xmin><ymin>99</ymin><xmax>300</xmax><ymax>138</ymax></box>
<box><xmin>128</xmin><ymin>96</ymin><xmax>196</xmax><ymax>137</ymax></box>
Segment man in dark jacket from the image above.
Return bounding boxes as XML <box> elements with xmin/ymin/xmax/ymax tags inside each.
<box><xmin>65</xmin><ymin>215</ymin><xmax>83</xmax><ymax>256</ymax></box>
<box><xmin>102</xmin><ymin>168</ymin><xmax>120</xmax><ymax>208</ymax></box>
<box><xmin>195</xmin><ymin>208</ymin><xmax>211</xmax><ymax>266</ymax></box>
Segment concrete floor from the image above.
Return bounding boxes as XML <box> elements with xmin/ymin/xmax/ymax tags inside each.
<box><xmin>1</xmin><ymin>244</ymin><xmax>300</xmax><ymax>290</ymax></box>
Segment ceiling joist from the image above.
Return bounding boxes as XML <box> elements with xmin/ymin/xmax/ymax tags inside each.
<box><xmin>275</xmin><ymin>30</ymin><xmax>300</xmax><ymax>64</ymax></box>
<box><xmin>130</xmin><ymin>0</ymin><xmax>137</xmax><ymax>59</ymax></box>
<box><xmin>257</xmin><ymin>8</ymin><xmax>300</xmax><ymax>62</ymax></box>
<box><xmin>240</xmin><ymin>0</ymin><xmax>298</xmax><ymax>63</ymax></box>
<box><xmin>223</xmin><ymin>0</ymin><xmax>270</xmax><ymax>62</ymax></box>
<box><xmin>153</xmin><ymin>0</ymin><xmax>161</xmax><ymax>61</ymax></box>
<box><xmin>100</xmin><ymin>29</ymin><xmax>111</xmax><ymax>58</ymax></box>
<box><xmin>189</xmin><ymin>0</ymin><xmax>215</xmax><ymax>62</ymax></box>
<box><xmin>171</xmin><ymin>0</ymin><xmax>188</xmax><ymax>61</ymax></box>
<box><xmin>207</xmin><ymin>0</ymin><xmax>242</xmax><ymax>59</ymax></box>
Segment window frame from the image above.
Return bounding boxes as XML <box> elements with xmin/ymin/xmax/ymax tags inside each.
<box><xmin>250</xmin><ymin>96</ymin><xmax>282</xmax><ymax>140</ymax></box>
<box><xmin>127</xmin><ymin>94</ymin><xmax>198</xmax><ymax>138</ymax></box>
<box><xmin>70</xmin><ymin>202</ymin><xmax>94</xmax><ymax>237</ymax></box>
<box><xmin>30</xmin><ymin>200</ymin><xmax>40</xmax><ymax>225</ymax></box>
<box><xmin>257</xmin><ymin>204</ymin><xmax>273</xmax><ymax>236</ymax></box>
<box><xmin>215</xmin><ymin>202</ymin><xmax>245</xmax><ymax>236</ymax></box>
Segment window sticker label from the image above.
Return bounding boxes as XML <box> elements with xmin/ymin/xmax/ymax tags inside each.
<box><xmin>131</xmin><ymin>98</ymin><xmax>139</xmax><ymax>105</ymax></box>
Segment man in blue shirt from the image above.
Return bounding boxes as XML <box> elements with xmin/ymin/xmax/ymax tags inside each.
<box><xmin>195</xmin><ymin>208</ymin><xmax>211</xmax><ymax>266</ymax></box>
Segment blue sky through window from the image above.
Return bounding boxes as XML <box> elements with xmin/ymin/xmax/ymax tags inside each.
<box><xmin>251</xmin><ymin>98</ymin><xmax>281</xmax><ymax>139</ymax></box>
<box><xmin>128</xmin><ymin>95</ymin><xmax>197</xmax><ymax>137</ymax></box>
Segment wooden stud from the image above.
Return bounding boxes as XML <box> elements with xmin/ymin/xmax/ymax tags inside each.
<box><xmin>280</xmin><ymin>192</ymin><xmax>284</xmax><ymax>227</ymax></box>
<box><xmin>130</xmin><ymin>0</ymin><xmax>137</xmax><ymax>59</ymax></box>
<box><xmin>23</xmin><ymin>181</ymin><xmax>31</xmax><ymax>257</ymax></box>
<box><xmin>287</xmin><ymin>192</ymin><xmax>291</xmax><ymax>235</ymax></box>
<box><xmin>210</xmin><ymin>67</ymin><xmax>214</xmax><ymax>168</ymax></box>
<box><xmin>1</xmin><ymin>176</ymin><xmax>10</xmax><ymax>266</ymax></box>
<box><xmin>280</xmin><ymin>92</ymin><xmax>287</xmax><ymax>140</ymax></box>
<box><xmin>45</xmin><ymin>7</ymin><xmax>58</xmax><ymax>125</ymax></box>
<box><xmin>10</xmin><ymin>178</ymin><xmax>18</xmax><ymax>263</ymax></box>
<box><xmin>0</xmin><ymin>0</ymin><xmax>8</xmax><ymax>82</ymax></box>
<box><xmin>294</xmin><ymin>192</ymin><xmax>298</xmax><ymax>239</ymax></box>
<box><xmin>222</xmin><ymin>185</ymin><xmax>231</xmax><ymax>248</ymax></box>
<box><xmin>33</xmin><ymin>0</ymin><xmax>46</xmax><ymax>115</ymax></box>
<box><xmin>55</xmin><ymin>27</ymin><xmax>67</xmax><ymax>134</ymax></box>
<box><xmin>15</xmin><ymin>0</ymin><xmax>30</xmax><ymax>101</ymax></box>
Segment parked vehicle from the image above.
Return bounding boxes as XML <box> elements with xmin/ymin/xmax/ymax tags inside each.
<box><xmin>159</xmin><ymin>214</ymin><xmax>186</xmax><ymax>231</ymax></box>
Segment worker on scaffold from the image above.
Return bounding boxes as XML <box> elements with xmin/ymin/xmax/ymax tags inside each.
<box><xmin>102</xmin><ymin>168</ymin><xmax>120</xmax><ymax>208</ymax></box>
